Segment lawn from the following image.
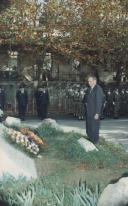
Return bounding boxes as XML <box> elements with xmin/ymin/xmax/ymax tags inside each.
<box><xmin>0</xmin><ymin>121</ymin><xmax>128</xmax><ymax>206</ymax></box>
<box><xmin>35</xmin><ymin>122</ymin><xmax>128</xmax><ymax>188</ymax></box>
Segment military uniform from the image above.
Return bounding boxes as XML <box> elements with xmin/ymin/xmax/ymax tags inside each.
<box><xmin>120</xmin><ymin>89</ymin><xmax>126</xmax><ymax>116</ymax></box>
<box><xmin>113</xmin><ymin>89</ymin><xmax>121</xmax><ymax>119</ymax></box>
<box><xmin>78</xmin><ymin>87</ymin><xmax>86</xmax><ymax>120</ymax></box>
<box><xmin>73</xmin><ymin>86</ymin><xmax>80</xmax><ymax>117</ymax></box>
<box><xmin>16</xmin><ymin>87</ymin><xmax>28</xmax><ymax>120</ymax></box>
<box><xmin>35</xmin><ymin>87</ymin><xmax>49</xmax><ymax>120</ymax></box>
<box><xmin>104</xmin><ymin>89</ymin><xmax>114</xmax><ymax>117</ymax></box>
<box><xmin>125</xmin><ymin>89</ymin><xmax>128</xmax><ymax>116</ymax></box>
<box><xmin>100</xmin><ymin>91</ymin><xmax>106</xmax><ymax>119</ymax></box>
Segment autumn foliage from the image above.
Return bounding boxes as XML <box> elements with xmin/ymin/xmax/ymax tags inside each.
<box><xmin>0</xmin><ymin>0</ymin><xmax>127</xmax><ymax>70</ymax></box>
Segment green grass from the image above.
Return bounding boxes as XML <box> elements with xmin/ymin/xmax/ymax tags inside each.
<box><xmin>4</xmin><ymin>121</ymin><xmax>127</xmax><ymax>170</ymax></box>
<box><xmin>0</xmin><ymin>174</ymin><xmax>100</xmax><ymax>206</ymax></box>
<box><xmin>1</xmin><ymin>123</ymin><xmax>128</xmax><ymax>205</ymax></box>
<box><xmin>35</xmin><ymin>124</ymin><xmax>128</xmax><ymax>169</ymax></box>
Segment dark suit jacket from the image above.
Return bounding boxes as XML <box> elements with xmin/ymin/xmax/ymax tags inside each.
<box><xmin>35</xmin><ymin>89</ymin><xmax>49</xmax><ymax>105</ymax></box>
<box><xmin>16</xmin><ymin>90</ymin><xmax>28</xmax><ymax>107</ymax></box>
<box><xmin>85</xmin><ymin>84</ymin><xmax>104</xmax><ymax>117</ymax></box>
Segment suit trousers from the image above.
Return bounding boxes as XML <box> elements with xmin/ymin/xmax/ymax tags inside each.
<box><xmin>86</xmin><ymin>115</ymin><xmax>100</xmax><ymax>144</ymax></box>
<box><xmin>40</xmin><ymin>104</ymin><xmax>48</xmax><ymax>120</ymax></box>
<box><xmin>18</xmin><ymin>104</ymin><xmax>27</xmax><ymax>120</ymax></box>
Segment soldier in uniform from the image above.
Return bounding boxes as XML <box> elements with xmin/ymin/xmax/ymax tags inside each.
<box><xmin>78</xmin><ymin>86</ymin><xmax>87</xmax><ymax>120</ymax></box>
<box><xmin>120</xmin><ymin>88</ymin><xmax>126</xmax><ymax>116</ymax></box>
<box><xmin>73</xmin><ymin>84</ymin><xmax>80</xmax><ymax>118</ymax></box>
<box><xmin>113</xmin><ymin>88</ymin><xmax>121</xmax><ymax>119</ymax></box>
<box><xmin>35</xmin><ymin>83</ymin><xmax>49</xmax><ymax>120</ymax></box>
<box><xmin>35</xmin><ymin>87</ymin><xmax>41</xmax><ymax>118</ymax></box>
<box><xmin>125</xmin><ymin>88</ymin><xmax>128</xmax><ymax>116</ymax></box>
<box><xmin>99</xmin><ymin>87</ymin><xmax>106</xmax><ymax>120</ymax></box>
<box><xmin>0</xmin><ymin>85</ymin><xmax>5</xmax><ymax>111</ymax></box>
<box><xmin>104</xmin><ymin>88</ymin><xmax>114</xmax><ymax>117</ymax></box>
<box><xmin>16</xmin><ymin>83</ymin><xmax>28</xmax><ymax>121</ymax></box>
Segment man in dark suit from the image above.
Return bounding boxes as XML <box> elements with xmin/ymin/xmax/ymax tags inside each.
<box><xmin>16</xmin><ymin>83</ymin><xmax>28</xmax><ymax>121</ymax></box>
<box><xmin>35</xmin><ymin>84</ymin><xmax>49</xmax><ymax>120</ymax></box>
<box><xmin>83</xmin><ymin>75</ymin><xmax>104</xmax><ymax>144</ymax></box>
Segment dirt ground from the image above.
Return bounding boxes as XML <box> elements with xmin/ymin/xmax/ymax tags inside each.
<box><xmin>35</xmin><ymin>154</ymin><xmax>128</xmax><ymax>190</ymax></box>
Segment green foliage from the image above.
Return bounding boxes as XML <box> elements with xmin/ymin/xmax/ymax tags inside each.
<box><xmin>62</xmin><ymin>137</ymin><xmax>120</xmax><ymax>168</ymax></box>
<box><xmin>1</xmin><ymin>123</ymin><xmax>128</xmax><ymax>205</ymax></box>
<box><xmin>35</xmin><ymin>123</ymin><xmax>64</xmax><ymax>139</ymax></box>
<box><xmin>36</xmin><ymin>123</ymin><xmax>127</xmax><ymax>169</ymax></box>
<box><xmin>0</xmin><ymin>174</ymin><xmax>100</xmax><ymax>206</ymax></box>
<box><xmin>0</xmin><ymin>0</ymin><xmax>127</xmax><ymax>71</ymax></box>
<box><xmin>71</xmin><ymin>180</ymin><xmax>100</xmax><ymax>206</ymax></box>
<box><xmin>0</xmin><ymin>174</ymin><xmax>29</xmax><ymax>205</ymax></box>
<box><xmin>3</xmin><ymin>122</ymin><xmax>127</xmax><ymax>169</ymax></box>
<box><xmin>16</xmin><ymin>186</ymin><xmax>35</xmax><ymax>206</ymax></box>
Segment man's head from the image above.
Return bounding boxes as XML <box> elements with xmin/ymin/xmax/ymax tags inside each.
<box><xmin>88</xmin><ymin>76</ymin><xmax>97</xmax><ymax>88</ymax></box>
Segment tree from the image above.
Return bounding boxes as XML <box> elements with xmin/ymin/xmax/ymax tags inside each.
<box><xmin>0</xmin><ymin>0</ymin><xmax>11</xmax><ymax>11</ymax></box>
<box><xmin>0</xmin><ymin>0</ymin><xmax>127</xmax><ymax>80</ymax></box>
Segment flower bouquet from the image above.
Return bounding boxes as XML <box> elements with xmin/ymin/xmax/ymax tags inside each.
<box><xmin>19</xmin><ymin>128</ymin><xmax>44</xmax><ymax>146</ymax></box>
<box><xmin>8</xmin><ymin>128</ymin><xmax>43</xmax><ymax>155</ymax></box>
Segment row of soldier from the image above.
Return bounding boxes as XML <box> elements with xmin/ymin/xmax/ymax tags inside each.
<box><xmin>64</xmin><ymin>83</ymin><xmax>128</xmax><ymax>120</ymax></box>
<box><xmin>104</xmin><ymin>87</ymin><xmax>128</xmax><ymax>119</ymax></box>
<box><xmin>0</xmin><ymin>83</ymin><xmax>49</xmax><ymax>121</ymax></box>
<box><xmin>1</xmin><ymin>81</ymin><xmax>128</xmax><ymax>120</ymax></box>
<box><xmin>64</xmin><ymin>83</ymin><xmax>86</xmax><ymax>120</ymax></box>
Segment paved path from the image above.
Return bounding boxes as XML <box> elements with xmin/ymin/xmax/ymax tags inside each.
<box><xmin>57</xmin><ymin>118</ymin><xmax>128</xmax><ymax>152</ymax></box>
<box><xmin>22</xmin><ymin>117</ymin><xmax>128</xmax><ymax>152</ymax></box>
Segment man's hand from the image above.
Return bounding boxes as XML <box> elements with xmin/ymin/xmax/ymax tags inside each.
<box><xmin>94</xmin><ymin>113</ymin><xmax>99</xmax><ymax>120</ymax></box>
